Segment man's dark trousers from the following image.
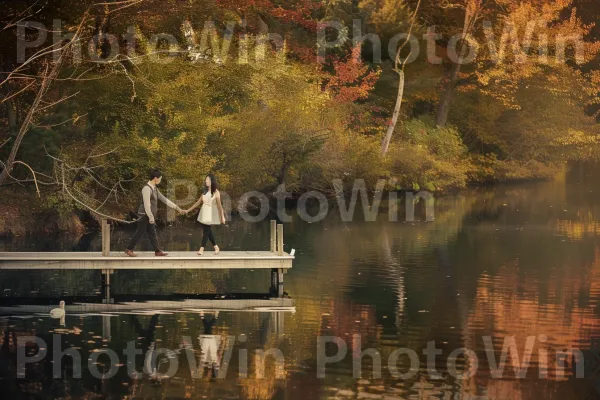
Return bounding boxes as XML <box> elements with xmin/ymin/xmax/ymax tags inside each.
<box><xmin>126</xmin><ymin>215</ymin><xmax>160</xmax><ymax>252</ymax></box>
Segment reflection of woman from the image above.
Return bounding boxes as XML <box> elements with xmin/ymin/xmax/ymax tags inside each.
<box><xmin>177</xmin><ymin>311</ymin><xmax>223</xmax><ymax>379</ymax></box>
<box><xmin>186</xmin><ymin>174</ymin><xmax>226</xmax><ymax>256</ymax></box>
<box><xmin>198</xmin><ymin>311</ymin><xmax>221</xmax><ymax>378</ymax></box>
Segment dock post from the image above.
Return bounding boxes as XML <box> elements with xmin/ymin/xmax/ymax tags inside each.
<box><xmin>271</xmin><ymin>269</ymin><xmax>278</xmax><ymax>294</ymax></box>
<box><xmin>277</xmin><ymin>268</ymin><xmax>284</xmax><ymax>297</ymax></box>
<box><xmin>270</xmin><ymin>268</ymin><xmax>284</xmax><ymax>298</ymax></box>
<box><xmin>270</xmin><ymin>220</ymin><xmax>277</xmax><ymax>252</ymax></box>
<box><xmin>277</xmin><ymin>224</ymin><xmax>283</xmax><ymax>256</ymax></box>
<box><xmin>101</xmin><ymin>269</ymin><xmax>114</xmax><ymax>304</ymax></box>
<box><xmin>101</xmin><ymin>219</ymin><xmax>110</xmax><ymax>256</ymax></box>
<box><xmin>270</xmin><ymin>224</ymin><xmax>285</xmax><ymax>297</ymax></box>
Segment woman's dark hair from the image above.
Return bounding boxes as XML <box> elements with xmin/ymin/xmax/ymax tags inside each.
<box><xmin>149</xmin><ymin>169</ymin><xmax>163</xmax><ymax>180</ymax></box>
<box><xmin>203</xmin><ymin>174</ymin><xmax>218</xmax><ymax>196</ymax></box>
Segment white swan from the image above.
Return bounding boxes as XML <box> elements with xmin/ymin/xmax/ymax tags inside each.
<box><xmin>50</xmin><ymin>301</ymin><xmax>66</xmax><ymax>319</ymax></box>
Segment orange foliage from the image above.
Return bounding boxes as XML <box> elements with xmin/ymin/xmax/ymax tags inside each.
<box><xmin>473</xmin><ymin>0</ymin><xmax>600</xmax><ymax>108</ymax></box>
<box><xmin>325</xmin><ymin>46</ymin><xmax>381</xmax><ymax>103</ymax></box>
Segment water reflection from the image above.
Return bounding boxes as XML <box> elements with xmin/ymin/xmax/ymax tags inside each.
<box><xmin>0</xmin><ymin>298</ymin><xmax>294</xmax><ymax>399</ymax></box>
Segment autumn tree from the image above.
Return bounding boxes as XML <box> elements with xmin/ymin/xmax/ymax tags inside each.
<box><xmin>430</xmin><ymin>0</ymin><xmax>600</xmax><ymax>127</ymax></box>
<box><xmin>380</xmin><ymin>0</ymin><xmax>422</xmax><ymax>155</ymax></box>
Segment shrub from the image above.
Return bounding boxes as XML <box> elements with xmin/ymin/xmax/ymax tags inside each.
<box><xmin>387</xmin><ymin>119</ymin><xmax>471</xmax><ymax>191</ymax></box>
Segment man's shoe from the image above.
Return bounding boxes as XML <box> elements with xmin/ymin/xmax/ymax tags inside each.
<box><xmin>125</xmin><ymin>249</ymin><xmax>137</xmax><ymax>257</ymax></box>
<box><xmin>155</xmin><ymin>251</ymin><xmax>169</xmax><ymax>257</ymax></box>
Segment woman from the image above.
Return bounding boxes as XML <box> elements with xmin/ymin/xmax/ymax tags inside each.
<box><xmin>186</xmin><ymin>174</ymin><xmax>226</xmax><ymax>255</ymax></box>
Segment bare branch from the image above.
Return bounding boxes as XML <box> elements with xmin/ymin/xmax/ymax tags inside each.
<box><xmin>1</xmin><ymin>0</ymin><xmax>43</xmax><ymax>32</ymax></box>
<box><xmin>0</xmin><ymin>159</ymin><xmax>54</xmax><ymax>188</ymax></box>
<box><xmin>12</xmin><ymin>161</ymin><xmax>41</xmax><ymax>197</ymax></box>
<box><xmin>2</xmin><ymin>179</ymin><xmax>56</xmax><ymax>187</ymax></box>
<box><xmin>94</xmin><ymin>0</ymin><xmax>144</xmax><ymax>8</ymax></box>
<box><xmin>82</xmin><ymin>168</ymin><xmax>113</xmax><ymax>191</ymax></box>
<box><xmin>0</xmin><ymin>79</ymin><xmax>36</xmax><ymax>104</ymax></box>
<box><xmin>0</xmin><ymin>71</ymin><xmax>115</xmax><ymax>83</ymax></box>
<box><xmin>89</xmin><ymin>147</ymin><xmax>118</xmax><ymax>159</ymax></box>
<box><xmin>35</xmin><ymin>91</ymin><xmax>81</xmax><ymax>113</ymax></box>
<box><xmin>395</xmin><ymin>0</ymin><xmax>423</xmax><ymax>72</ymax></box>
<box><xmin>118</xmin><ymin>62</ymin><xmax>137</xmax><ymax>101</ymax></box>
<box><xmin>1</xmin><ymin>40</ymin><xmax>81</xmax><ymax>88</ymax></box>
<box><xmin>0</xmin><ymin>11</ymin><xmax>90</xmax><ymax>185</ymax></box>
<box><xmin>61</xmin><ymin>164</ymin><xmax>134</xmax><ymax>224</ymax></box>
<box><xmin>103</xmin><ymin>0</ymin><xmax>145</xmax><ymax>14</ymax></box>
<box><xmin>0</xmin><ymin>138</ymin><xmax>11</xmax><ymax>151</ymax></box>
<box><xmin>31</xmin><ymin>113</ymin><xmax>88</xmax><ymax>129</ymax></box>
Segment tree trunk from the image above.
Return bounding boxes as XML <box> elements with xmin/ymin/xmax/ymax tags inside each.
<box><xmin>435</xmin><ymin>0</ymin><xmax>481</xmax><ymax>128</ymax></box>
<box><xmin>381</xmin><ymin>70</ymin><xmax>405</xmax><ymax>155</ymax></box>
<box><xmin>435</xmin><ymin>61</ymin><xmax>462</xmax><ymax>127</ymax></box>
<box><xmin>435</xmin><ymin>85</ymin><xmax>453</xmax><ymax>127</ymax></box>
<box><xmin>379</xmin><ymin>0</ymin><xmax>422</xmax><ymax>155</ymax></box>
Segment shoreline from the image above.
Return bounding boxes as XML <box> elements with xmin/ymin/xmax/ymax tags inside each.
<box><xmin>0</xmin><ymin>173</ymin><xmax>566</xmax><ymax>238</ymax></box>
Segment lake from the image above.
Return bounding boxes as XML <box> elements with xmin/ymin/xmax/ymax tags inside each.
<box><xmin>1</xmin><ymin>165</ymin><xmax>600</xmax><ymax>399</ymax></box>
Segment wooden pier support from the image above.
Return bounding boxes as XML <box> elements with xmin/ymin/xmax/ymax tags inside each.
<box><xmin>101</xmin><ymin>269</ymin><xmax>114</xmax><ymax>304</ymax></box>
<box><xmin>277</xmin><ymin>223</ymin><xmax>283</xmax><ymax>256</ymax></box>
<box><xmin>270</xmin><ymin>268</ymin><xmax>284</xmax><ymax>297</ymax></box>
<box><xmin>270</xmin><ymin>220</ymin><xmax>277</xmax><ymax>253</ymax></box>
<box><xmin>270</xmin><ymin>222</ymin><xmax>285</xmax><ymax>297</ymax></box>
<box><xmin>101</xmin><ymin>219</ymin><xmax>110</xmax><ymax>256</ymax></box>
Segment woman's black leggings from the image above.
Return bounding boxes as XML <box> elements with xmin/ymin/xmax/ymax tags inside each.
<box><xmin>200</xmin><ymin>223</ymin><xmax>217</xmax><ymax>247</ymax></box>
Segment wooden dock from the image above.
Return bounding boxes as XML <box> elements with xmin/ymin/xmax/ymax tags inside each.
<box><xmin>0</xmin><ymin>220</ymin><xmax>293</xmax><ymax>299</ymax></box>
<box><xmin>0</xmin><ymin>251</ymin><xmax>293</xmax><ymax>270</ymax></box>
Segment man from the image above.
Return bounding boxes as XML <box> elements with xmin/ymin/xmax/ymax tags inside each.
<box><xmin>125</xmin><ymin>169</ymin><xmax>184</xmax><ymax>257</ymax></box>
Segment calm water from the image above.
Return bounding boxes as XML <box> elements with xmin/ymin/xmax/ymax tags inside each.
<box><xmin>2</xmin><ymin>166</ymin><xmax>600</xmax><ymax>399</ymax></box>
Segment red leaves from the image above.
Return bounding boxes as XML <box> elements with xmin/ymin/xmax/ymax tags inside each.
<box><xmin>215</xmin><ymin>2</ymin><xmax>379</xmax><ymax>104</ymax></box>
<box><xmin>325</xmin><ymin>45</ymin><xmax>381</xmax><ymax>103</ymax></box>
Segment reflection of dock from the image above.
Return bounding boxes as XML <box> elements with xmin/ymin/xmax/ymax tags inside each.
<box><xmin>0</xmin><ymin>296</ymin><xmax>293</xmax><ymax>342</ymax></box>
<box><xmin>0</xmin><ymin>298</ymin><xmax>295</xmax><ymax>316</ymax></box>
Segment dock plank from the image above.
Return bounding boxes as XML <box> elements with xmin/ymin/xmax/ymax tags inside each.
<box><xmin>0</xmin><ymin>251</ymin><xmax>293</xmax><ymax>270</ymax></box>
